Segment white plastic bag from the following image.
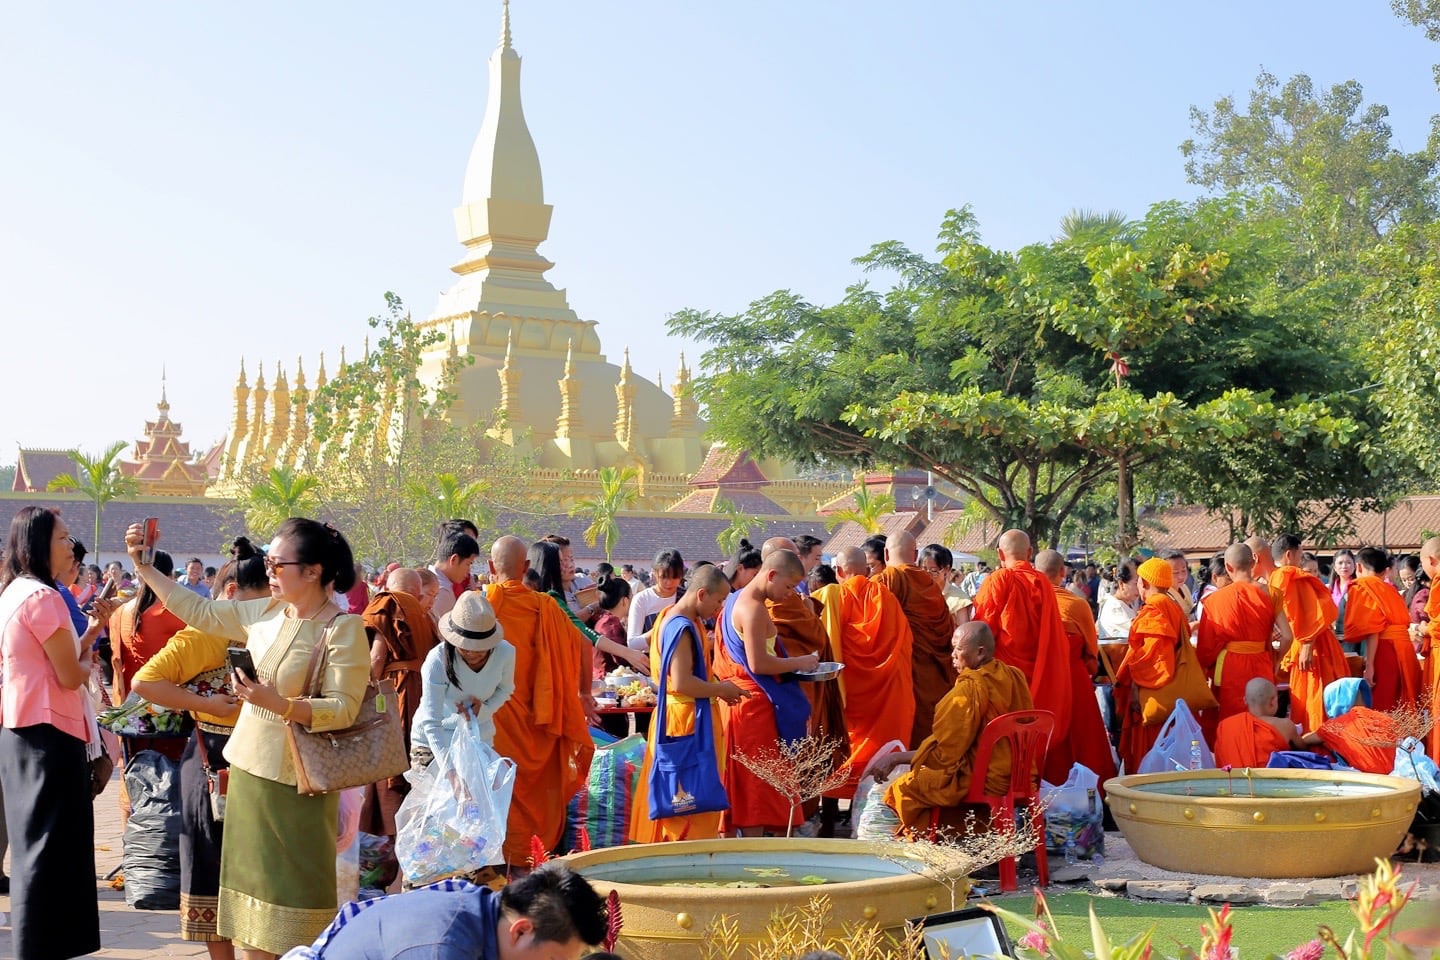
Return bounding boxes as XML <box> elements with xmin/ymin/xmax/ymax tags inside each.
<box><xmin>849</xmin><ymin>740</ymin><xmax>907</xmax><ymax>838</ymax></box>
<box><xmin>855</xmin><ymin>765</ymin><xmax>909</xmax><ymax>841</ymax></box>
<box><xmin>395</xmin><ymin>717</ymin><xmax>516</xmax><ymax>884</ymax></box>
<box><xmin>1039</xmin><ymin>762</ymin><xmax>1103</xmax><ymax>857</ymax></box>
<box><xmin>1137</xmin><ymin>699</ymin><xmax>1214</xmax><ymax>774</ymax></box>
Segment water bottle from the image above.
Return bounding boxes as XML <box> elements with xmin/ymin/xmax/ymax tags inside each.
<box><xmin>1189</xmin><ymin>739</ymin><xmax>1203</xmax><ymax>770</ymax></box>
<box><xmin>1064</xmin><ymin>833</ymin><xmax>1078</xmax><ymax>865</ymax></box>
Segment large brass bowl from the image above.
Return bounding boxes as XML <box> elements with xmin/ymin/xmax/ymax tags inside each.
<box><xmin>1106</xmin><ymin>769</ymin><xmax>1420</xmax><ymax>878</ymax></box>
<box><xmin>564</xmin><ymin>838</ymin><xmax>961</xmax><ymax>960</ymax></box>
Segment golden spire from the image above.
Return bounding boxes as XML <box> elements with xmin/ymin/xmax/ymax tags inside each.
<box><xmin>614</xmin><ymin>347</ymin><xmax>635</xmax><ymax>445</ymax></box>
<box><xmin>266</xmin><ymin>364</ymin><xmax>291</xmax><ymax>453</ymax></box>
<box><xmin>556</xmin><ymin>338</ymin><xmax>582</xmax><ymax>438</ymax></box>
<box><xmin>224</xmin><ymin>357</ymin><xmax>251</xmax><ymax>481</ymax></box>
<box><xmin>236</xmin><ymin>356</ymin><xmax>248</xmax><ymax>388</ymax></box>
<box><xmin>158</xmin><ymin>365</ymin><xmax>170</xmax><ymax>417</ymax></box>
<box><xmin>498</xmin><ymin>327</ymin><xmax>522</xmax><ymax>422</ymax></box>
<box><xmin>316</xmin><ymin>351</ymin><xmax>327</xmax><ymax>391</ymax></box>
<box><xmin>284</xmin><ymin>356</ymin><xmax>310</xmax><ymax>468</ymax></box>
<box><xmin>500</xmin><ymin>0</ymin><xmax>512</xmax><ymax>51</ymax></box>
<box><xmin>671</xmin><ymin>352</ymin><xmax>698</xmax><ymax>432</ymax></box>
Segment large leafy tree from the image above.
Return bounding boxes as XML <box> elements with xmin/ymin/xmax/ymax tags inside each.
<box><xmin>569</xmin><ymin>466</ymin><xmax>639</xmax><ymax>562</ymax></box>
<box><xmin>48</xmin><ymin>441</ymin><xmax>139</xmax><ymax>560</ymax></box>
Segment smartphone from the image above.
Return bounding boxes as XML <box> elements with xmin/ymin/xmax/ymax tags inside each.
<box><xmin>139</xmin><ymin>517</ymin><xmax>160</xmax><ymax>566</ymax></box>
<box><xmin>96</xmin><ymin>577</ymin><xmax>119</xmax><ymax>602</ymax></box>
<box><xmin>227</xmin><ymin>647</ymin><xmax>257</xmax><ymax>684</ymax></box>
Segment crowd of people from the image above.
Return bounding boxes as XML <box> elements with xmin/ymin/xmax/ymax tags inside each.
<box><xmin>3</xmin><ymin>502</ymin><xmax>1437</xmax><ymax>960</ymax></box>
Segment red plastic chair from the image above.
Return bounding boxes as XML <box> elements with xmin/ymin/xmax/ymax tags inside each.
<box><xmin>927</xmin><ymin>708</ymin><xmax>1055</xmax><ymax>892</ymax></box>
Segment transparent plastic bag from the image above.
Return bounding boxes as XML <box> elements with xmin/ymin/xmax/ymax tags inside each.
<box><xmin>395</xmin><ymin>717</ymin><xmax>516</xmax><ymax>885</ymax></box>
<box><xmin>1138</xmin><ymin>699</ymin><xmax>1213</xmax><ymax>774</ymax></box>
<box><xmin>1040</xmin><ymin>762</ymin><xmax>1104</xmax><ymax>858</ymax></box>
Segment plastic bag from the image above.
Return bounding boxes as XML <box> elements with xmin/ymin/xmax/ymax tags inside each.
<box><xmin>583</xmin><ymin>733</ymin><xmax>646</xmax><ymax>850</ymax></box>
<box><xmin>1039</xmin><ymin>763</ymin><xmax>1103</xmax><ymax>858</ymax></box>
<box><xmin>855</xmin><ymin>765</ymin><xmax>908</xmax><ymax>841</ymax></box>
<box><xmin>358</xmin><ymin>832</ymin><xmax>397</xmax><ymax>893</ymax></box>
<box><xmin>1394</xmin><ymin>738</ymin><xmax>1440</xmax><ymax>795</ymax></box>
<box><xmin>122</xmin><ymin>750</ymin><xmax>181</xmax><ymax>909</ymax></box>
<box><xmin>1137</xmin><ymin>699</ymin><xmax>1213</xmax><ymax>774</ymax></box>
<box><xmin>849</xmin><ymin>740</ymin><xmax>907</xmax><ymax>838</ymax></box>
<box><xmin>395</xmin><ymin>717</ymin><xmax>516</xmax><ymax>885</ymax></box>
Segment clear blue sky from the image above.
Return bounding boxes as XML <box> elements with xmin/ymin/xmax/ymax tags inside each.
<box><xmin>3</xmin><ymin>1</ymin><xmax>1434</xmax><ymax>461</ymax></box>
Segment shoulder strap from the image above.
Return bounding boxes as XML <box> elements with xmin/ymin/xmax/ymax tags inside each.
<box><xmin>300</xmin><ymin>612</ymin><xmax>345</xmax><ymax>699</ymax></box>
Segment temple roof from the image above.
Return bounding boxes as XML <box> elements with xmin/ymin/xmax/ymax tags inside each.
<box><xmin>688</xmin><ymin>446</ymin><xmax>768</xmax><ymax>490</ymax></box>
<box><xmin>668</xmin><ymin>489</ymin><xmax>789</xmax><ymax>515</ymax></box>
<box><xmin>12</xmin><ymin>449</ymin><xmax>78</xmax><ymax>492</ymax></box>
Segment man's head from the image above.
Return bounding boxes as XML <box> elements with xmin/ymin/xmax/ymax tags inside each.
<box><xmin>413</xmin><ymin>566</ymin><xmax>439</xmax><ymax>612</ymax></box>
<box><xmin>996</xmin><ymin>529</ymin><xmax>1032</xmax><ymax>567</ymax></box>
<box><xmin>1162</xmin><ymin>550</ymin><xmax>1190</xmax><ymax>586</ymax></box>
<box><xmin>1271</xmin><ymin>533</ymin><xmax>1303</xmax><ymax>568</ymax></box>
<box><xmin>794</xmin><ymin>535</ymin><xmax>823</xmax><ymax>574</ymax></box>
<box><xmin>385</xmin><ymin>567</ymin><xmax>422</xmax><ymax>598</ymax></box>
<box><xmin>489</xmin><ymin>535</ymin><xmax>529</xmax><ymax>583</ymax></box>
<box><xmin>1034</xmin><ymin>548</ymin><xmax>1066</xmax><ymax>587</ymax></box>
<box><xmin>1223</xmin><ymin>542</ymin><xmax>1254</xmax><ymax>579</ymax></box>
<box><xmin>1421</xmin><ymin>537</ymin><xmax>1440</xmax><ymax>582</ymax></box>
<box><xmin>1244</xmin><ymin>535</ymin><xmax>1274</xmax><ymax>573</ymax></box>
<box><xmin>436</xmin><ymin>529</ymin><xmax>481</xmax><ymax>586</ymax></box>
<box><xmin>883</xmin><ymin>531</ymin><xmax>918</xmax><ymax>567</ymax></box>
<box><xmin>760</xmin><ymin>537</ymin><xmax>798</xmax><ymax>560</ymax></box>
<box><xmin>861</xmin><ymin>536</ymin><xmax>887</xmax><ymax>575</ymax></box>
<box><xmin>834</xmin><ymin>546</ymin><xmax>867</xmax><ymax>580</ymax></box>
<box><xmin>1244</xmin><ymin>676</ymin><xmax>1280</xmax><ymax>719</ymax></box>
<box><xmin>1357</xmin><ymin>546</ymin><xmax>1389</xmax><ymax>576</ymax></box>
<box><xmin>679</xmin><ymin>562</ymin><xmax>731</xmax><ymax>622</ymax></box>
<box><xmin>751</xmin><ymin>549</ymin><xmax>804</xmax><ymax>602</ymax></box>
<box><xmin>185</xmin><ymin>557</ymin><xmax>204</xmax><ymax>583</ymax></box>
<box><xmin>1136</xmin><ymin>557</ymin><xmax>1173</xmax><ymax>596</ymax></box>
<box><xmin>952</xmin><ymin>621</ymin><xmax>996</xmax><ymax>672</ymax></box>
<box><xmin>496</xmin><ymin>862</ymin><xmax>607</xmax><ymax>960</ymax></box>
<box><xmin>919</xmin><ymin>543</ymin><xmax>954</xmax><ymax>590</ymax></box>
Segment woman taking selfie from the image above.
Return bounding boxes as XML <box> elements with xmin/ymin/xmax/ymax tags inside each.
<box><xmin>125</xmin><ymin>518</ymin><xmax>368</xmax><ymax>960</ymax></box>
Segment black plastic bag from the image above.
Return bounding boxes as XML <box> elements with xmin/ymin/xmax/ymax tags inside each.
<box><xmin>122</xmin><ymin>749</ymin><xmax>181</xmax><ymax>909</ymax></box>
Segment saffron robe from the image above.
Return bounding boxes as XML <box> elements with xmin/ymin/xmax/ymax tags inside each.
<box><xmin>1213</xmin><ymin>712</ymin><xmax>1290</xmax><ymax>769</ymax></box>
<box><xmin>1195</xmin><ymin>581</ymin><xmax>1276</xmax><ymax>719</ymax></box>
<box><xmin>811</xmin><ymin>576</ymin><xmax>915</xmax><ymax>793</ymax></box>
<box><xmin>1050</xmin><ymin>584</ymin><xmax>1118</xmax><ymax>786</ymax></box>
<box><xmin>972</xmin><ymin>563</ymin><xmax>1074</xmax><ymax>781</ymax></box>
<box><xmin>1427</xmin><ymin>589</ymin><xmax>1440</xmax><ymax>764</ymax></box>
<box><xmin>875</xmin><ymin>565</ymin><xmax>957</xmax><ymax>745</ymax></box>
<box><xmin>486</xmin><ymin>581</ymin><xmax>594</xmax><ymax>864</ymax></box>
<box><xmin>883</xmin><ymin>659</ymin><xmax>1033</xmax><ymax>832</ymax></box>
<box><xmin>768</xmin><ymin>590</ymin><xmax>850</xmax><ymax>775</ymax></box>
<box><xmin>1269</xmin><ymin>565</ymin><xmax>1350</xmax><ymax>735</ymax></box>
<box><xmin>1343</xmin><ymin>575</ymin><xmax>1422</xmax><ymax>712</ymax></box>
<box><xmin>1317</xmin><ymin>706</ymin><xmax>1398</xmax><ymax>775</ymax></box>
<box><xmin>1115</xmin><ymin>593</ymin><xmax>1186</xmax><ymax>775</ymax></box>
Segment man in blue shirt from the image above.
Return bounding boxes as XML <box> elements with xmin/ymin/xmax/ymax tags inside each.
<box><xmin>292</xmin><ymin>863</ymin><xmax>608</xmax><ymax>960</ymax></box>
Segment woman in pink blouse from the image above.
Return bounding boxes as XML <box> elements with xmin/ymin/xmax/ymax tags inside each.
<box><xmin>0</xmin><ymin>506</ymin><xmax>114</xmax><ymax>960</ymax></box>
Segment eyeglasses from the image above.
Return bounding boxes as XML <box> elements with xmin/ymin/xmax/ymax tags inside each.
<box><xmin>264</xmin><ymin>557</ymin><xmax>301</xmax><ymax>575</ymax></box>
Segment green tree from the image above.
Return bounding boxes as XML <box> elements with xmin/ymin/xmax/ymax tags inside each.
<box><xmin>569</xmin><ymin>466</ymin><xmax>638</xmax><ymax>562</ymax></box>
<box><xmin>241</xmin><ymin>465</ymin><xmax>321</xmax><ymax>533</ymax></box>
<box><xmin>48</xmin><ymin>441</ymin><xmax>139</xmax><ymax>559</ymax></box>
<box><xmin>823</xmin><ymin>486</ymin><xmax>895</xmax><ymax>534</ymax></box>
<box><xmin>715</xmin><ymin>496</ymin><xmax>764</xmax><ymax>556</ymax></box>
<box><xmin>406</xmin><ymin>473</ymin><xmax>493</xmax><ymax>534</ymax></box>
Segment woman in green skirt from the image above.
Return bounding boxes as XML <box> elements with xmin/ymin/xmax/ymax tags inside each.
<box><xmin>127</xmin><ymin>518</ymin><xmax>370</xmax><ymax>960</ymax></box>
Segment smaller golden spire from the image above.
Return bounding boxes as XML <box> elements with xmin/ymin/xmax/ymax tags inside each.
<box><xmin>500</xmin><ymin>0</ymin><xmax>512</xmax><ymax>50</ymax></box>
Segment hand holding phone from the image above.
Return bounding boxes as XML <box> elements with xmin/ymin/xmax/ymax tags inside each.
<box><xmin>139</xmin><ymin>518</ymin><xmax>160</xmax><ymax>566</ymax></box>
<box><xmin>96</xmin><ymin>577</ymin><xmax>119</xmax><ymax>602</ymax></box>
<box><xmin>227</xmin><ymin>647</ymin><xmax>257</xmax><ymax>684</ymax></box>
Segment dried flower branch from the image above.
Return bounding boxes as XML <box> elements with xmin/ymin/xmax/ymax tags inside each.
<box><xmin>731</xmin><ymin>734</ymin><xmax>852</xmax><ymax>837</ymax></box>
<box><xmin>879</xmin><ymin>808</ymin><xmax>1042</xmax><ymax>911</ymax></box>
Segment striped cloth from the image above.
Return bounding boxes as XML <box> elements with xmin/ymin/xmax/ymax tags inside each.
<box><xmin>279</xmin><ymin>878</ymin><xmax>480</xmax><ymax>959</ymax></box>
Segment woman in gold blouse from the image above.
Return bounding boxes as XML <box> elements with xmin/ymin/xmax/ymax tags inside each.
<box><xmin>125</xmin><ymin>518</ymin><xmax>369</xmax><ymax>960</ymax></box>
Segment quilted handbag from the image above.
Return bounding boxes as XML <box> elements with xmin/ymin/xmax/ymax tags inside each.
<box><xmin>287</xmin><ymin>616</ymin><xmax>409</xmax><ymax>796</ymax></box>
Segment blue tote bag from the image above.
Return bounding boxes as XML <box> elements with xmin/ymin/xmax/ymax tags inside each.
<box><xmin>648</xmin><ymin>615</ymin><xmax>729</xmax><ymax>819</ymax></box>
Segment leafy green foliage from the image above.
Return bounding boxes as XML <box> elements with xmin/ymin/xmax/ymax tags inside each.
<box><xmin>241</xmin><ymin>465</ymin><xmax>321</xmax><ymax>533</ymax></box>
<box><xmin>569</xmin><ymin>466</ymin><xmax>639</xmax><ymax>561</ymax></box>
<box><xmin>48</xmin><ymin>441</ymin><xmax>139</xmax><ymax>558</ymax></box>
<box><xmin>715</xmin><ymin>496</ymin><xmax>764</xmax><ymax>556</ymax></box>
<box><xmin>823</xmin><ymin>487</ymin><xmax>895</xmax><ymax>534</ymax></box>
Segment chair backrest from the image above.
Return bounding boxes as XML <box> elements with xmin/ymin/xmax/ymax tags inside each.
<box><xmin>965</xmin><ymin>709</ymin><xmax>1056</xmax><ymax>802</ymax></box>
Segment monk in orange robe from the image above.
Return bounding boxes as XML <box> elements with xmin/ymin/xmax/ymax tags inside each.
<box><xmin>1214</xmin><ymin>678</ymin><xmax>1305</xmax><ymax>768</ymax></box>
<box><xmin>1196</xmin><ymin>543</ymin><xmax>1292</xmax><ymax>719</ymax></box>
<box><xmin>1419</xmin><ymin>538</ymin><xmax>1440</xmax><ymax>763</ymax></box>
<box><xmin>1344</xmin><ymin>547</ymin><xmax>1422</xmax><ymax>713</ymax></box>
<box><xmin>1035</xmin><ymin>549</ymin><xmax>1117</xmax><ymax>785</ymax></box>
<box><xmin>1269</xmin><ymin>534</ymin><xmax>1351</xmax><ymax>735</ymax></box>
<box><xmin>873</xmin><ymin>622</ymin><xmax>1033</xmax><ymax>833</ymax></box>
<box><xmin>484</xmin><ymin>536</ymin><xmax>595</xmax><ymax>867</ymax></box>
<box><xmin>972</xmin><ymin>530</ymin><xmax>1073</xmax><ymax>784</ymax></box>
<box><xmin>768</xmin><ymin>580</ymin><xmax>850</xmax><ymax>767</ymax></box>
<box><xmin>813</xmin><ymin>546</ymin><xmax>916</xmax><ymax>793</ymax></box>
<box><xmin>874</xmin><ymin>532</ymin><xmax>958</xmax><ymax>746</ymax></box>
<box><xmin>1115</xmin><ymin>558</ymin><xmax>1188</xmax><ymax>774</ymax></box>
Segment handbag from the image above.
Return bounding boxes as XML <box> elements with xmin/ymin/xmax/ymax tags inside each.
<box><xmin>286</xmin><ymin>614</ymin><xmax>409</xmax><ymax>796</ymax></box>
<box><xmin>647</xmin><ymin>620</ymin><xmax>728</xmax><ymax>819</ymax></box>
<box><xmin>194</xmin><ymin>727</ymin><xmax>228</xmax><ymax>820</ymax></box>
<box><xmin>1140</xmin><ymin>630</ymin><xmax>1218</xmax><ymax>725</ymax></box>
<box><xmin>90</xmin><ymin>750</ymin><xmax>115</xmax><ymax>798</ymax></box>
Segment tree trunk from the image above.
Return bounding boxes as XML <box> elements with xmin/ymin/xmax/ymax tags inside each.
<box><xmin>1115</xmin><ymin>450</ymin><xmax>1134</xmax><ymax>554</ymax></box>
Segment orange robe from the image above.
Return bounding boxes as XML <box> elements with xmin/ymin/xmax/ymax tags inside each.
<box><xmin>1427</xmin><ymin>589</ymin><xmax>1440</xmax><ymax>763</ymax></box>
<box><xmin>1344</xmin><ymin>576</ymin><xmax>1422</xmax><ymax>712</ymax></box>
<box><xmin>768</xmin><ymin>591</ymin><xmax>849</xmax><ymax>774</ymax></box>
<box><xmin>486</xmin><ymin>580</ymin><xmax>595</xmax><ymax>864</ymax></box>
<box><xmin>1317</xmin><ymin>707</ymin><xmax>1398</xmax><ymax>775</ymax></box>
<box><xmin>1213</xmin><ymin>712</ymin><xmax>1289</xmax><ymax>769</ymax></box>
<box><xmin>972</xmin><ymin>563</ymin><xmax>1074</xmax><ymax>782</ymax></box>
<box><xmin>883</xmin><ymin>659</ymin><xmax>1033</xmax><ymax>832</ymax></box>
<box><xmin>1195</xmin><ymin>581</ymin><xmax>1276</xmax><ymax>719</ymax></box>
<box><xmin>1269</xmin><ymin>565</ymin><xmax>1350</xmax><ymax>735</ymax></box>
<box><xmin>812</xmin><ymin>576</ymin><xmax>915</xmax><ymax>793</ymax></box>
<box><xmin>875</xmin><ymin>566</ymin><xmax>957</xmax><ymax>745</ymax></box>
<box><xmin>1051</xmin><ymin>584</ymin><xmax>1118</xmax><ymax>786</ymax></box>
<box><xmin>1115</xmin><ymin>594</ymin><xmax>1185</xmax><ymax>775</ymax></box>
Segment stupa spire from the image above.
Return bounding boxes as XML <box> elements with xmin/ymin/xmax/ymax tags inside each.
<box><xmin>556</xmin><ymin>338</ymin><xmax>582</xmax><ymax>438</ymax></box>
<box><xmin>614</xmin><ymin>348</ymin><xmax>635</xmax><ymax>446</ymax></box>
<box><xmin>498</xmin><ymin>328</ymin><xmax>523</xmax><ymax>423</ymax></box>
<box><xmin>158</xmin><ymin>365</ymin><xmax>170</xmax><ymax>416</ymax></box>
<box><xmin>500</xmin><ymin>0</ymin><xmax>512</xmax><ymax>51</ymax></box>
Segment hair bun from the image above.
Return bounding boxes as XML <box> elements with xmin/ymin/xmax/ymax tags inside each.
<box><xmin>231</xmin><ymin>536</ymin><xmax>257</xmax><ymax>560</ymax></box>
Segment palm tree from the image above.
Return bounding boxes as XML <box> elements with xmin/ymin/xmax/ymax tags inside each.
<box><xmin>569</xmin><ymin>466</ymin><xmax>638</xmax><ymax>561</ymax></box>
<box><xmin>1058</xmin><ymin>207</ymin><xmax>1135</xmax><ymax>245</ymax></box>
<box><xmin>407</xmin><ymin>472</ymin><xmax>492</xmax><ymax>529</ymax></box>
<box><xmin>824</xmin><ymin>486</ymin><xmax>895</xmax><ymax>534</ymax></box>
<box><xmin>243</xmin><ymin>466</ymin><xmax>321</xmax><ymax>532</ymax></box>
<box><xmin>48</xmin><ymin>441</ymin><xmax>139</xmax><ymax>560</ymax></box>
<box><xmin>715</xmin><ymin>496</ymin><xmax>764</xmax><ymax>555</ymax></box>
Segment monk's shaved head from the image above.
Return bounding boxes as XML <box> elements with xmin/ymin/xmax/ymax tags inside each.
<box><xmin>761</xmin><ymin>537</ymin><xmax>798</xmax><ymax>560</ymax></box>
<box><xmin>1224</xmin><ymin>543</ymin><xmax>1254</xmax><ymax>573</ymax></box>
<box><xmin>490</xmin><ymin>535</ymin><xmax>528</xmax><ymax>578</ymax></box>
<box><xmin>885</xmin><ymin>531</ymin><xmax>918</xmax><ymax>566</ymax></box>
<box><xmin>1034</xmin><ymin>549</ymin><xmax>1066</xmax><ymax>583</ymax></box>
<box><xmin>1245</xmin><ymin>676</ymin><xmax>1279</xmax><ymax>707</ymax></box>
<box><xmin>835</xmin><ymin>546</ymin><xmax>866</xmax><ymax>577</ymax></box>
<box><xmin>1422</xmin><ymin>537</ymin><xmax>1440</xmax><ymax>561</ymax></box>
<box><xmin>761</xmin><ymin>548</ymin><xmax>804</xmax><ymax>579</ymax></box>
<box><xmin>998</xmin><ymin>529</ymin><xmax>1032</xmax><ymax>564</ymax></box>
<box><xmin>386</xmin><ymin>567</ymin><xmax>421</xmax><ymax>596</ymax></box>
<box><xmin>953</xmin><ymin>620</ymin><xmax>996</xmax><ymax>668</ymax></box>
<box><xmin>688</xmin><ymin>562</ymin><xmax>730</xmax><ymax>596</ymax></box>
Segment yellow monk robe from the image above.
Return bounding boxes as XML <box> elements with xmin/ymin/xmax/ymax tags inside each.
<box><xmin>486</xmin><ymin>581</ymin><xmax>595</xmax><ymax>864</ymax></box>
<box><xmin>973</xmin><ymin>563</ymin><xmax>1074</xmax><ymax>783</ymax></box>
<box><xmin>1427</xmin><ymin>589</ymin><xmax>1440</xmax><ymax>763</ymax></box>
<box><xmin>1269</xmin><ymin>565</ymin><xmax>1349</xmax><ymax>735</ymax></box>
<box><xmin>1050</xmin><ymin>584</ymin><xmax>1118</xmax><ymax>785</ymax></box>
<box><xmin>629</xmin><ymin>607</ymin><xmax>724</xmax><ymax>843</ymax></box>
<box><xmin>1213</xmin><ymin>712</ymin><xmax>1290</xmax><ymax>769</ymax></box>
<box><xmin>811</xmin><ymin>576</ymin><xmax>915</xmax><ymax>793</ymax></box>
<box><xmin>883</xmin><ymin>659</ymin><xmax>1033</xmax><ymax>832</ymax></box>
<box><xmin>1195</xmin><ymin>581</ymin><xmax>1277</xmax><ymax>719</ymax></box>
<box><xmin>1115</xmin><ymin>593</ymin><xmax>1185</xmax><ymax>775</ymax></box>
<box><xmin>1344</xmin><ymin>575</ymin><xmax>1422</xmax><ymax>712</ymax></box>
<box><xmin>874</xmin><ymin>566</ymin><xmax>957</xmax><ymax>746</ymax></box>
<box><xmin>768</xmin><ymin>591</ymin><xmax>849</xmax><ymax>775</ymax></box>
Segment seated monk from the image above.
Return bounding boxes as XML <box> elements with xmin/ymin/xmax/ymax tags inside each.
<box><xmin>873</xmin><ymin>622</ymin><xmax>1034</xmax><ymax>834</ymax></box>
<box><xmin>1214</xmin><ymin>678</ymin><xmax>1310</xmax><ymax>769</ymax></box>
<box><xmin>1314</xmin><ymin>677</ymin><xmax>1399</xmax><ymax>775</ymax></box>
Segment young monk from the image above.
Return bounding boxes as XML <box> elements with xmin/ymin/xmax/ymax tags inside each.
<box><xmin>1270</xmin><ymin>535</ymin><xmax>1350</xmax><ymax>735</ymax></box>
<box><xmin>874</xmin><ymin>532</ymin><xmax>957</xmax><ymax>745</ymax></box>
<box><xmin>629</xmin><ymin>564</ymin><xmax>748</xmax><ymax>843</ymax></box>
<box><xmin>1115</xmin><ymin>558</ymin><xmax>1189</xmax><ymax>774</ymax></box>
<box><xmin>714</xmin><ymin>550</ymin><xmax>820</xmax><ymax>836</ymax></box>
<box><xmin>1344</xmin><ymin>547</ymin><xmax>1422</xmax><ymax>712</ymax></box>
<box><xmin>1196</xmin><ymin>543</ymin><xmax>1292</xmax><ymax>719</ymax></box>
<box><xmin>1214</xmin><ymin>677</ymin><xmax>1311</xmax><ymax>769</ymax></box>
